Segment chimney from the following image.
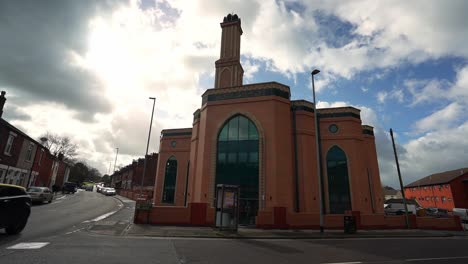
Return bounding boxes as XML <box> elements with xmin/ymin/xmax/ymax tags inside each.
<box><xmin>0</xmin><ymin>91</ymin><xmax>6</xmax><ymax>118</ymax></box>
<box><xmin>214</xmin><ymin>13</ymin><xmax>244</xmax><ymax>88</ymax></box>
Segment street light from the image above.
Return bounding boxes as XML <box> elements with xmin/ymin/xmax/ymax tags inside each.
<box><xmin>311</xmin><ymin>69</ymin><xmax>324</xmax><ymax>233</ymax></box>
<box><xmin>113</xmin><ymin>147</ymin><xmax>119</xmax><ymax>173</ymax></box>
<box><xmin>140</xmin><ymin>97</ymin><xmax>156</xmax><ymax>198</ymax></box>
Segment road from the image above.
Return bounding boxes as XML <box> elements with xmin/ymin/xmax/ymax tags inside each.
<box><xmin>0</xmin><ymin>189</ymin><xmax>121</xmax><ymax>246</ymax></box>
<box><xmin>1</xmin><ymin>191</ymin><xmax>468</xmax><ymax>263</ymax></box>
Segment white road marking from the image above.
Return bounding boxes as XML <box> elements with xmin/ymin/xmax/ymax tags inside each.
<box><xmin>7</xmin><ymin>242</ymin><xmax>49</xmax><ymax>249</ymax></box>
<box><xmin>65</xmin><ymin>228</ymin><xmax>85</xmax><ymax>235</ymax></box>
<box><xmin>406</xmin><ymin>256</ymin><xmax>468</xmax><ymax>262</ymax></box>
<box><xmin>82</xmin><ymin>210</ymin><xmax>118</xmax><ymax>223</ymax></box>
<box><xmin>55</xmin><ymin>195</ymin><xmax>66</xmax><ymax>201</ymax></box>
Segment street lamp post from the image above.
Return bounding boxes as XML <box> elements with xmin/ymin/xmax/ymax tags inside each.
<box><xmin>140</xmin><ymin>97</ymin><xmax>156</xmax><ymax>198</ymax></box>
<box><xmin>113</xmin><ymin>148</ymin><xmax>119</xmax><ymax>173</ymax></box>
<box><xmin>311</xmin><ymin>69</ymin><xmax>324</xmax><ymax>233</ymax></box>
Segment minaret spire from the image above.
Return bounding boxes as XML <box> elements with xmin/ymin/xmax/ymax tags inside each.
<box><xmin>214</xmin><ymin>13</ymin><xmax>244</xmax><ymax>88</ymax></box>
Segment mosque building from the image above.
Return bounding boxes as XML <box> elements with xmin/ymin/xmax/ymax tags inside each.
<box><xmin>147</xmin><ymin>14</ymin><xmax>385</xmax><ymax>228</ymax></box>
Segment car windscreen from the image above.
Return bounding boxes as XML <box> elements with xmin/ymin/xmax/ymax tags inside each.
<box><xmin>27</xmin><ymin>187</ymin><xmax>43</xmax><ymax>192</ymax></box>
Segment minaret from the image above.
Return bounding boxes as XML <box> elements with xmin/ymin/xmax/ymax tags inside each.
<box><xmin>214</xmin><ymin>14</ymin><xmax>244</xmax><ymax>89</ymax></box>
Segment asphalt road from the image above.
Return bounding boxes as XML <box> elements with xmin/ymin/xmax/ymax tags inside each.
<box><xmin>1</xmin><ymin>232</ymin><xmax>468</xmax><ymax>263</ymax></box>
<box><xmin>2</xmin><ymin>191</ymin><xmax>468</xmax><ymax>263</ymax></box>
<box><xmin>0</xmin><ymin>189</ymin><xmax>121</xmax><ymax>247</ymax></box>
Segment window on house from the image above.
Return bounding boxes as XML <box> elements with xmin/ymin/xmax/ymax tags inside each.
<box><xmin>424</xmin><ymin>186</ymin><xmax>427</xmax><ymax>190</ymax></box>
<box><xmin>445</xmin><ymin>184</ymin><xmax>449</xmax><ymax>188</ymax></box>
<box><xmin>426</xmin><ymin>197</ymin><xmax>429</xmax><ymax>201</ymax></box>
<box><xmin>448</xmin><ymin>198</ymin><xmax>452</xmax><ymax>201</ymax></box>
<box><xmin>26</xmin><ymin>143</ymin><xmax>34</xmax><ymax>161</ymax></box>
<box><xmin>4</xmin><ymin>134</ymin><xmax>15</xmax><ymax>155</ymax></box>
<box><xmin>39</xmin><ymin>149</ymin><xmax>44</xmax><ymax>165</ymax></box>
<box><xmin>0</xmin><ymin>169</ymin><xmax>4</xmax><ymax>183</ymax></box>
<box><xmin>441</xmin><ymin>196</ymin><xmax>446</xmax><ymax>203</ymax></box>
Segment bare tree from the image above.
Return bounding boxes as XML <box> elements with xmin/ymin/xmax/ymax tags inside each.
<box><xmin>38</xmin><ymin>131</ymin><xmax>78</xmax><ymax>162</ymax></box>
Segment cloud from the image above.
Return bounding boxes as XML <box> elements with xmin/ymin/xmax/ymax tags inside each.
<box><xmin>399</xmin><ymin>121</ymin><xmax>468</xmax><ymax>185</ymax></box>
<box><xmin>242</xmin><ymin>58</ymin><xmax>260</xmax><ymax>82</ymax></box>
<box><xmin>405</xmin><ymin>79</ymin><xmax>448</xmax><ymax>106</ymax></box>
<box><xmin>377</xmin><ymin>91</ymin><xmax>387</xmax><ymax>104</ymax></box>
<box><xmin>413</xmin><ymin>102</ymin><xmax>464</xmax><ymax>133</ymax></box>
<box><xmin>0</xmin><ymin>0</ymin><xmax>128</xmax><ymax>120</ymax></box>
<box><xmin>377</xmin><ymin>89</ymin><xmax>405</xmax><ymax>104</ymax></box>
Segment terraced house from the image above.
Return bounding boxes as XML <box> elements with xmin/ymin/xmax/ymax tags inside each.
<box><xmin>0</xmin><ymin>91</ymin><xmax>70</xmax><ymax>189</ymax></box>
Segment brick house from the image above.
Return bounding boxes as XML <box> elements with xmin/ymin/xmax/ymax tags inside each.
<box><xmin>0</xmin><ymin>91</ymin><xmax>41</xmax><ymax>187</ymax></box>
<box><xmin>404</xmin><ymin>168</ymin><xmax>468</xmax><ymax>211</ymax></box>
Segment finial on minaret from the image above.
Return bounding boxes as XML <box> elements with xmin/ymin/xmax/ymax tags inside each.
<box><xmin>215</xmin><ymin>13</ymin><xmax>244</xmax><ymax>88</ymax></box>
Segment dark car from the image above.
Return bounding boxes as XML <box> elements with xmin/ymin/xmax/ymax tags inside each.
<box><xmin>62</xmin><ymin>182</ymin><xmax>77</xmax><ymax>194</ymax></box>
<box><xmin>426</xmin><ymin>208</ymin><xmax>449</xmax><ymax>218</ymax></box>
<box><xmin>0</xmin><ymin>184</ymin><xmax>32</xmax><ymax>235</ymax></box>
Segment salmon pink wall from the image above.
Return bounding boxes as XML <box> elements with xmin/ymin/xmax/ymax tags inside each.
<box><xmin>153</xmin><ymin>132</ymin><xmax>191</xmax><ymax>206</ymax></box>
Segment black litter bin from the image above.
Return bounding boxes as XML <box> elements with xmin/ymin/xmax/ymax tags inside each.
<box><xmin>344</xmin><ymin>215</ymin><xmax>357</xmax><ymax>234</ymax></box>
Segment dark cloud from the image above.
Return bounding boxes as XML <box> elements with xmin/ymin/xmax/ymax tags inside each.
<box><xmin>2</xmin><ymin>104</ymin><xmax>31</xmax><ymax>121</ymax></box>
<box><xmin>0</xmin><ymin>0</ymin><xmax>129</xmax><ymax>121</ymax></box>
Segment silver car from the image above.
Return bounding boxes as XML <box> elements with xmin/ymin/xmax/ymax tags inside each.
<box><xmin>27</xmin><ymin>187</ymin><xmax>54</xmax><ymax>204</ymax></box>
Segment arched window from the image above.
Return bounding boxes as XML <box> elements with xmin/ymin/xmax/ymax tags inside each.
<box><xmin>216</xmin><ymin>115</ymin><xmax>259</xmax><ymax>225</ymax></box>
<box><xmin>162</xmin><ymin>156</ymin><xmax>177</xmax><ymax>203</ymax></box>
<box><xmin>327</xmin><ymin>146</ymin><xmax>351</xmax><ymax>214</ymax></box>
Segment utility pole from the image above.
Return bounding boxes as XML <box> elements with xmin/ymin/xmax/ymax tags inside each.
<box><xmin>390</xmin><ymin>128</ymin><xmax>410</xmax><ymax>229</ymax></box>
<box><xmin>140</xmin><ymin>97</ymin><xmax>156</xmax><ymax>198</ymax></box>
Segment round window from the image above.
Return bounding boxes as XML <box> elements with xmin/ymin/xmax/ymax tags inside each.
<box><xmin>328</xmin><ymin>124</ymin><xmax>339</xmax><ymax>134</ymax></box>
<box><xmin>171</xmin><ymin>141</ymin><xmax>177</xmax><ymax>148</ymax></box>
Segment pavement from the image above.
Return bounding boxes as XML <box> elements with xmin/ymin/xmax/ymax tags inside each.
<box><xmin>88</xmin><ymin>195</ymin><xmax>468</xmax><ymax>239</ymax></box>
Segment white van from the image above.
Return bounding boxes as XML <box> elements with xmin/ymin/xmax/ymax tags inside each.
<box><xmin>452</xmin><ymin>208</ymin><xmax>468</xmax><ymax>231</ymax></box>
<box><xmin>384</xmin><ymin>203</ymin><xmax>417</xmax><ymax>215</ymax></box>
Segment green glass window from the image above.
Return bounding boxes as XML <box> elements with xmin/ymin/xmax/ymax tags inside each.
<box><xmin>216</xmin><ymin>115</ymin><xmax>259</xmax><ymax>225</ymax></box>
<box><xmin>327</xmin><ymin>146</ymin><xmax>351</xmax><ymax>214</ymax></box>
<box><xmin>162</xmin><ymin>156</ymin><xmax>177</xmax><ymax>204</ymax></box>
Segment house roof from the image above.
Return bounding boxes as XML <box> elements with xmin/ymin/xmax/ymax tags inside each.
<box><xmin>0</xmin><ymin>118</ymin><xmax>44</xmax><ymax>147</ymax></box>
<box><xmin>382</xmin><ymin>186</ymin><xmax>400</xmax><ymax>196</ymax></box>
<box><xmin>405</xmin><ymin>167</ymin><xmax>468</xmax><ymax>188</ymax></box>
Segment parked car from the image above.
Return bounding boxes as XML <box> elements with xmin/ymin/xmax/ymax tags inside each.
<box><xmin>27</xmin><ymin>186</ymin><xmax>53</xmax><ymax>204</ymax></box>
<box><xmin>102</xmin><ymin>187</ymin><xmax>116</xmax><ymax>196</ymax></box>
<box><xmin>62</xmin><ymin>182</ymin><xmax>77</xmax><ymax>194</ymax></box>
<box><xmin>425</xmin><ymin>208</ymin><xmax>449</xmax><ymax>218</ymax></box>
<box><xmin>96</xmin><ymin>185</ymin><xmax>104</xmax><ymax>193</ymax></box>
<box><xmin>0</xmin><ymin>184</ymin><xmax>32</xmax><ymax>235</ymax></box>
<box><xmin>84</xmin><ymin>185</ymin><xmax>94</xmax><ymax>191</ymax></box>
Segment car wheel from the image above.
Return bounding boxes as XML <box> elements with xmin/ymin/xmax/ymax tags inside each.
<box><xmin>5</xmin><ymin>219</ymin><xmax>28</xmax><ymax>235</ymax></box>
<box><xmin>48</xmin><ymin>198</ymin><xmax>52</xmax><ymax>203</ymax></box>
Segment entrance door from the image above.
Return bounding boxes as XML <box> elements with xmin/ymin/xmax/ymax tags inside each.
<box><xmin>216</xmin><ymin>115</ymin><xmax>259</xmax><ymax>225</ymax></box>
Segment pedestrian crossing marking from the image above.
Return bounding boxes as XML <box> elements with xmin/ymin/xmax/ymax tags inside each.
<box><xmin>7</xmin><ymin>242</ymin><xmax>49</xmax><ymax>249</ymax></box>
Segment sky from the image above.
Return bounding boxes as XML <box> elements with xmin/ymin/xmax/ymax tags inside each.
<box><xmin>0</xmin><ymin>0</ymin><xmax>467</xmax><ymax>188</ymax></box>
